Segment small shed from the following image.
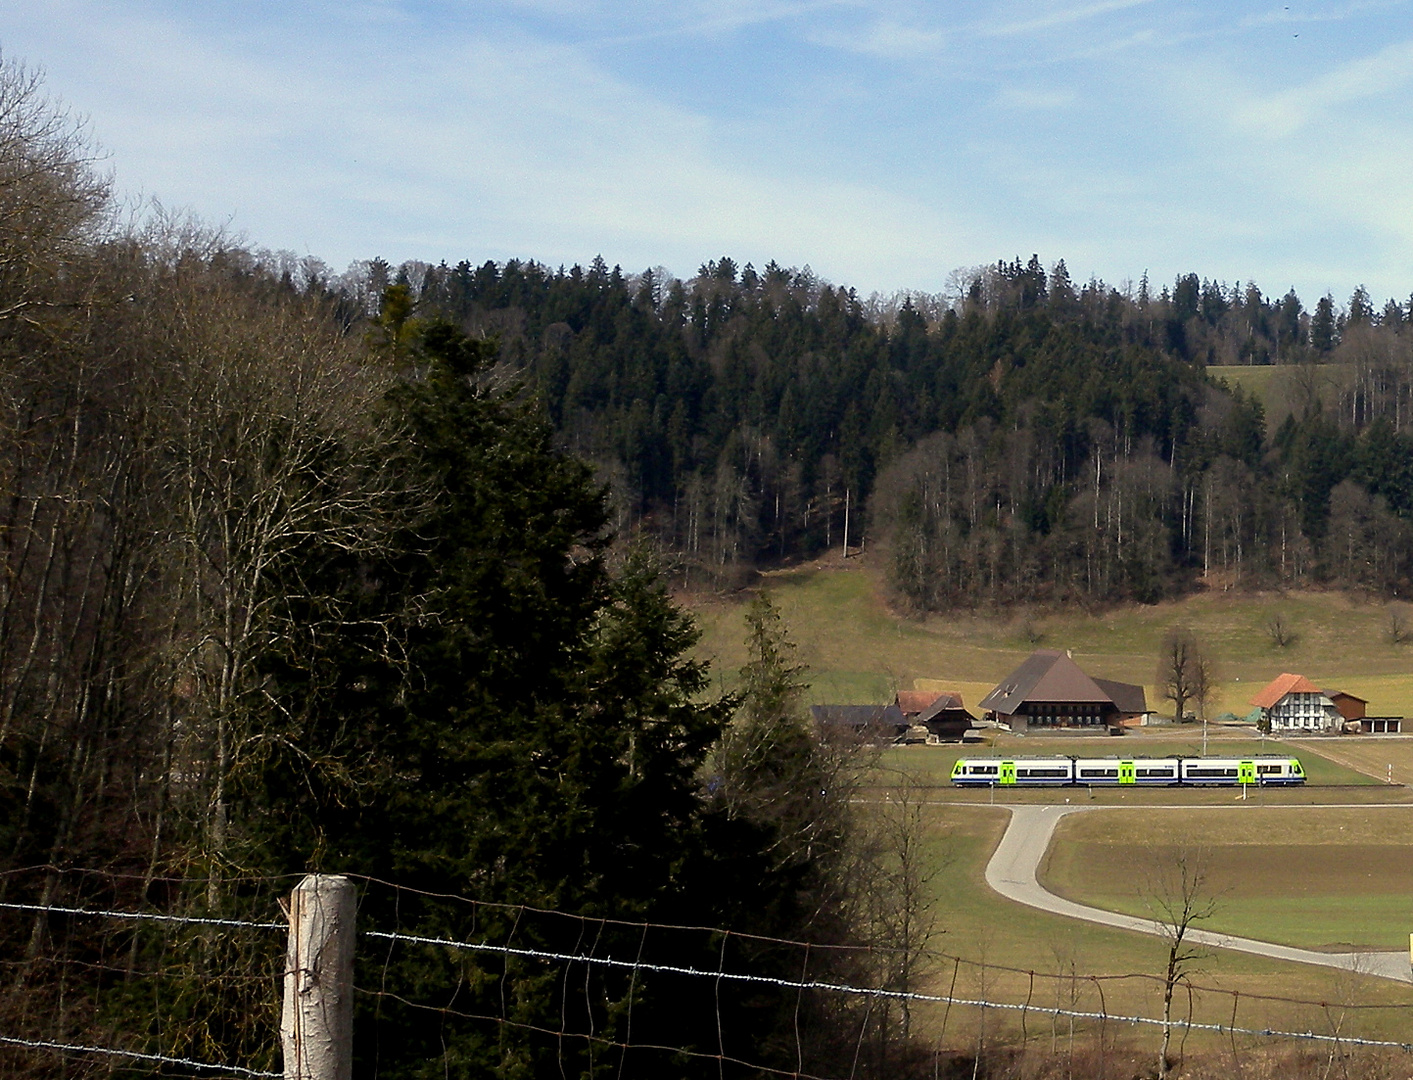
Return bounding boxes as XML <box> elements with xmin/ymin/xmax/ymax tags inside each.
<box><xmin>1325</xmin><ymin>690</ymin><xmax>1368</xmax><ymax>722</ymax></box>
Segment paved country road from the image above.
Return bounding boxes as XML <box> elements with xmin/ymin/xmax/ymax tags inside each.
<box><xmin>984</xmin><ymin>804</ymin><xmax>1413</xmax><ymax>984</ymax></box>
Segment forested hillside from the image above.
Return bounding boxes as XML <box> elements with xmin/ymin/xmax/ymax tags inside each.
<box><xmin>374</xmin><ymin>254</ymin><xmax>1413</xmax><ymax>605</ymax></box>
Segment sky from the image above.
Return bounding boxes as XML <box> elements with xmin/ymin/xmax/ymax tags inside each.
<box><xmin>5</xmin><ymin>1</ymin><xmax>1413</xmax><ymax>306</ymax></box>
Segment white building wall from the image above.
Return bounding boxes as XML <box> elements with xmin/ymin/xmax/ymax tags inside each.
<box><xmin>1267</xmin><ymin>691</ymin><xmax>1339</xmax><ymax>732</ymax></box>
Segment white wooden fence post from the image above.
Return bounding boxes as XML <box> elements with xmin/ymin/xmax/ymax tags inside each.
<box><xmin>281</xmin><ymin>874</ymin><xmax>355</xmax><ymax>1080</ymax></box>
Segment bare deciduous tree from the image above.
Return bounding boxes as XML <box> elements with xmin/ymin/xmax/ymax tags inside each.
<box><xmin>1143</xmin><ymin>848</ymin><xmax>1218</xmax><ymax>1080</ymax></box>
<box><xmin>1158</xmin><ymin>626</ymin><xmax>1212</xmax><ymax>724</ymax></box>
<box><xmin>1266</xmin><ymin>611</ymin><xmax>1296</xmax><ymax>648</ymax></box>
<box><xmin>136</xmin><ymin>257</ymin><xmax>405</xmax><ymax>883</ymax></box>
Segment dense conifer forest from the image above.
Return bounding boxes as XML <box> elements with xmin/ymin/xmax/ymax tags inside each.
<box><xmin>371</xmin><ymin>252</ymin><xmax>1413</xmax><ymax>605</ymax></box>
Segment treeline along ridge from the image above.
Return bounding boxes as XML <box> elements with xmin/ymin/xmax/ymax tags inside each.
<box><xmin>389</xmin><ymin>252</ymin><xmax>1413</xmax><ymax>604</ymax></box>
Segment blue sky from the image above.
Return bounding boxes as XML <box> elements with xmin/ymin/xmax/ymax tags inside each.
<box><xmin>7</xmin><ymin>1</ymin><xmax>1413</xmax><ymax>305</ymax></box>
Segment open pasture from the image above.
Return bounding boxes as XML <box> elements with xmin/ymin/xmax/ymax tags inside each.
<box><xmin>1039</xmin><ymin>807</ymin><xmax>1413</xmax><ymax>951</ymax></box>
<box><xmin>686</xmin><ymin>557</ymin><xmax>1413</xmax><ymax>718</ymax></box>
<box><xmin>1208</xmin><ymin>363</ymin><xmax>1354</xmax><ymax>436</ymax></box>
<box><xmin>1289</xmin><ymin>736</ymin><xmax>1413</xmax><ymax>786</ymax></box>
<box><xmin>910</xmin><ymin>804</ymin><xmax>1413</xmax><ymax>1052</ymax></box>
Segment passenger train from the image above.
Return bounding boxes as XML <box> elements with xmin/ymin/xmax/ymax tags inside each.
<box><xmin>950</xmin><ymin>755</ymin><xmax>1305</xmax><ymax>787</ymax></box>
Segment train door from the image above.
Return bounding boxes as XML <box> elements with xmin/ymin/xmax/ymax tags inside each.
<box><xmin>999</xmin><ymin>761</ymin><xmax>1017</xmax><ymax>786</ymax></box>
<box><xmin>1118</xmin><ymin>760</ymin><xmax>1136</xmax><ymax>785</ymax></box>
<box><xmin>1238</xmin><ymin>760</ymin><xmax>1257</xmax><ymax>785</ymax></box>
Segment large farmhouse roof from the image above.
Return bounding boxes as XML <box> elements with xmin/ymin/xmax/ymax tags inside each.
<box><xmin>979</xmin><ymin>649</ymin><xmax>1113</xmax><ymax>716</ymax></box>
<box><xmin>1093</xmin><ymin>677</ymin><xmax>1148</xmax><ymax>716</ymax></box>
<box><xmin>1251</xmin><ymin>673</ymin><xmax>1321</xmax><ymax>709</ymax></box>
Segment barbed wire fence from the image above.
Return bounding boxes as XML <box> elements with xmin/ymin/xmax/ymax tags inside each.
<box><xmin>1</xmin><ymin>868</ymin><xmax>1411</xmax><ymax>1079</ymax></box>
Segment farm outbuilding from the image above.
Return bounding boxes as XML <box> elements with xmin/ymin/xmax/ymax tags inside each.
<box><xmin>978</xmin><ymin>649</ymin><xmax>1146</xmax><ymax>734</ymax></box>
<box><xmin>810</xmin><ymin>704</ymin><xmax>909</xmax><ymax>743</ymax></box>
<box><xmin>910</xmin><ymin>691</ymin><xmax>974</xmax><ymax>741</ymax></box>
<box><xmin>1325</xmin><ymin>690</ymin><xmax>1367</xmax><ymax>721</ymax></box>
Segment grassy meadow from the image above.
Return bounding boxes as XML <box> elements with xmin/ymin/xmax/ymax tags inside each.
<box><xmin>686</xmin><ymin>555</ymin><xmax>1413</xmax><ymax>720</ymax></box>
<box><xmin>1038</xmin><ymin>806</ymin><xmax>1413</xmax><ymax>952</ymax></box>
<box><xmin>1207</xmin><ymin>363</ymin><xmax>1353</xmax><ymax>436</ymax></box>
<box><xmin>906</xmin><ymin>803</ymin><xmax>1413</xmax><ymax>1050</ymax></box>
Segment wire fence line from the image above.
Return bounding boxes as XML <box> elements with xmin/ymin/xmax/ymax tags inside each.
<box><xmin>0</xmin><ymin>1033</ymin><xmax>282</xmax><ymax>1078</ymax></box>
<box><xmin>4</xmin><ymin>876</ymin><xmax>1413</xmax><ymax>1079</ymax></box>
<box><xmin>0</xmin><ymin>898</ymin><xmax>285</xmax><ymax>930</ymax></box>
<box><xmin>362</xmin><ymin>927</ymin><xmax>1413</xmax><ymax>1051</ymax></box>
<box><xmin>8</xmin><ymin>892</ymin><xmax>1411</xmax><ymax>1015</ymax></box>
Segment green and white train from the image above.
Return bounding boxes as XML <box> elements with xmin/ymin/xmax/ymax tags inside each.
<box><xmin>950</xmin><ymin>755</ymin><xmax>1305</xmax><ymax>787</ymax></box>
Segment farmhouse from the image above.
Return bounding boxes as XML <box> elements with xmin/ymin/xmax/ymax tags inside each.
<box><xmin>1251</xmin><ymin>673</ymin><xmax>1341</xmax><ymax>733</ymax></box>
<box><xmin>979</xmin><ymin>649</ymin><xmax>1146</xmax><ymax>734</ymax></box>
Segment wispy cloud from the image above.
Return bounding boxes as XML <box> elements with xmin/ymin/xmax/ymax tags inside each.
<box><xmin>811</xmin><ymin>18</ymin><xmax>948</xmax><ymax>59</ymax></box>
<box><xmin>981</xmin><ymin>0</ymin><xmax>1157</xmax><ymax>38</ymax></box>
<box><xmin>1228</xmin><ymin>37</ymin><xmax>1413</xmax><ymax>137</ymax></box>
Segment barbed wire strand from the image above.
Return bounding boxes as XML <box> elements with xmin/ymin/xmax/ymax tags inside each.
<box><xmin>0</xmin><ymin>899</ymin><xmax>283</xmax><ymax>930</ymax></box>
<box><xmin>363</xmin><ymin>928</ymin><xmax>1413</xmax><ymax>1051</ymax></box>
<box><xmin>0</xmin><ymin>1032</ymin><xmax>280</xmax><ymax>1078</ymax></box>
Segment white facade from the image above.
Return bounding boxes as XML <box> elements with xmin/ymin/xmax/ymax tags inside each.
<box><xmin>1264</xmin><ymin>691</ymin><xmax>1340</xmax><ymax>733</ymax></box>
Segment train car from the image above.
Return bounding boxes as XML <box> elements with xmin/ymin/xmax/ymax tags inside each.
<box><xmin>949</xmin><ymin>755</ymin><xmax>1305</xmax><ymax>787</ymax></box>
<box><xmin>950</xmin><ymin>757</ymin><xmax>1073</xmax><ymax>786</ymax></box>
<box><xmin>1178</xmin><ymin>756</ymin><xmax>1304</xmax><ymax>786</ymax></box>
<box><xmin>1072</xmin><ymin>757</ymin><xmax>1181</xmax><ymax>786</ymax></box>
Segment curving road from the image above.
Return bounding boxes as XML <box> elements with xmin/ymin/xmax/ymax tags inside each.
<box><xmin>984</xmin><ymin>804</ymin><xmax>1413</xmax><ymax>984</ymax></box>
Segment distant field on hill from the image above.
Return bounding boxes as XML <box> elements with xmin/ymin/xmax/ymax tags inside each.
<box><xmin>1207</xmin><ymin>363</ymin><xmax>1352</xmax><ymax>434</ymax></box>
<box><xmin>1039</xmin><ymin>807</ymin><xmax>1413</xmax><ymax>951</ymax></box>
<box><xmin>686</xmin><ymin>558</ymin><xmax>1413</xmax><ymax>718</ymax></box>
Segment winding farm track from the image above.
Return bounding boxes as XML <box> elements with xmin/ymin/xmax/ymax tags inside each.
<box><xmin>984</xmin><ymin>804</ymin><xmax>1413</xmax><ymax>984</ymax></box>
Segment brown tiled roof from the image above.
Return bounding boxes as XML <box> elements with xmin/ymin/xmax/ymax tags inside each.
<box><xmin>897</xmin><ymin>690</ymin><xmax>944</xmax><ymax>716</ymax></box>
<box><xmin>979</xmin><ymin>650</ymin><xmax>1111</xmax><ymax>716</ymax></box>
<box><xmin>1093</xmin><ymin>677</ymin><xmax>1147</xmax><ymax>715</ymax></box>
<box><xmin>1251</xmin><ymin>673</ymin><xmax>1321</xmax><ymax>709</ymax></box>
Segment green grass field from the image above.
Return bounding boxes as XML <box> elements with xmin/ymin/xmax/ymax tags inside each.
<box><xmin>1207</xmin><ymin>363</ymin><xmax>1353</xmax><ymax>436</ymax></box>
<box><xmin>908</xmin><ymin>803</ymin><xmax>1413</xmax><ymax>1048</ymax></box>
<box><xmin>686</xmin><ymin>557</ymin><xmax>1413</xmax><ymax>719</ymax></box>
<box><xmin>1038</xmin><ymin>807</ymin><xmax>1413</xmax><ymax>951</ymax></box>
